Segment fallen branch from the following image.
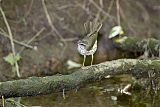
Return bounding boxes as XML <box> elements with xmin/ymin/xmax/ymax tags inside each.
<box><xmin>113</xmin><ymin>37</ymin><xmax>160</xmax><ymax>56</ymax></box>
<box><xmin>0</xmin><ymin>59</ymin><xmax>160</xmax><ymax>98</ymax></box>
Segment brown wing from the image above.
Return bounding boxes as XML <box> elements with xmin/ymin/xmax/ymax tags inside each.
<box><xmin>83</xmin><ymin>32</ymin><xmax>98</xmax><ymax>51</ymax></box>
<box><xmin>82</xmin><ymin>21</ymin><xmax>102</xmax><ymax>50</ymax></box>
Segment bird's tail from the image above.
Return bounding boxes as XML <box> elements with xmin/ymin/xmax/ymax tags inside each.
<box><xmin>84</xmin><ymin>20</ymin><xmax>102</xmax><ymax>37</ymax></box>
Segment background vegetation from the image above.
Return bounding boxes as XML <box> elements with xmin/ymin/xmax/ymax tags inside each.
<box><xmin>0</xmin><ymin>0</ymin><xmax>160</xmax><ymax>106</ymax></box>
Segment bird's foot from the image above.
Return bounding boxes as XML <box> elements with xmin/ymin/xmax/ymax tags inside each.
<box><xmin>81</xmin><ymin>65</ymin><xmax>93</xmax><ymax>69</ymax></box>
<box><xmin>81</xmin><ymin>66</ymin><xmax>86</xmax><ymax>69</ymax></box>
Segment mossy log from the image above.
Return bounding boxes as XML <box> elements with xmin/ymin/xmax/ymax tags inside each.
<box><xmin>113</xmin><ymin>37</ymin><xmax>160</xmax><ymax>56</ymax></box>
<box><xmin>0</xmin><ymin>59</ymin><xmax>160</xmax><ymax>98</ymax></box>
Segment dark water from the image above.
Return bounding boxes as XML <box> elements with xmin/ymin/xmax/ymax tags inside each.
<box><xmin>19</xmin><ymin>76</ymin><xmax>160</xmax><ymax>107</ymax></box>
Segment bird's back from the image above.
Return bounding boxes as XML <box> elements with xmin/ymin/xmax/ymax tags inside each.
<box><xmin>82</xmin><ymin>21</ymin><xmax>102</xmax><ymax>51</ymax></box>
<box><xmin>83</xmin><ymin>32</ymin><xmax>98</xmax><ymax>51</ymax></box>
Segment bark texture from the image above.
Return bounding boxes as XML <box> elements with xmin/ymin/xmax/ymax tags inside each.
<box><xmin>114</xmin><ymin>37</ymin><xmax>160</xmax><ymax>56</ymax></box>
<box><xmin>0</xmin><ymin>59</ymin><xmax>160</xmax><ymax>98</ymax></box>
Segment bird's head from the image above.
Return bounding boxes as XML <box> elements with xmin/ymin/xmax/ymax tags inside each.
<box><xmin>77</xmin><ymin>40</ymin><xmax>88</xmax><ymax>49</ymax></box>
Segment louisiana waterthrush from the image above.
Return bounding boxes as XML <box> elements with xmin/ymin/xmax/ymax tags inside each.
<box><xmin>77</xmin><ymin>21</ymin><xmax>102</xmax><ymax>67</ymax></box>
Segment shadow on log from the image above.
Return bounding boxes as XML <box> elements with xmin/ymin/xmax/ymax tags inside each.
<box><xmin>0</xmin><ymin>59</ymin><xmax>160</xmax><ymax>98</ymax></box>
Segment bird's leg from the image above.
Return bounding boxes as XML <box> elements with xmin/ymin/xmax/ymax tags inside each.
<box><xmin>82</xmin><ymin>55</ymin><xmax>86</xmax><ymax>67</ymax></box>
<box><xmin>91</xmin><ymin>54</ymin><xmax>94</xmax><ymax>66</ymax></box>
<box><xmin>2</xmin><ymin>95</ymin><xmax>5</xmax><ymax>107</ymax></box>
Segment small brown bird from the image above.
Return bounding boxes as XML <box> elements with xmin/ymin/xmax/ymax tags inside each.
<box><xmin>77</xmin><ymin>21</ymin><xmax>102</xmax><ymax>67</ymax></box>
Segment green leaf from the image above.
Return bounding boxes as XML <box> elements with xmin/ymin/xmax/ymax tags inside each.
<box><xmin>3</xmin><ymin>53</ymin><xmax>21</xmax><ymax>65</ymax></box>
<box><xmin>15</xmin><ymin>54</ymin><xmax>21</xmax><ymax>61</ymax></box>
<box><xmin>108</xmin><ymin>26</ymin><xmax>124</xmax><ymax>39</ymax></box>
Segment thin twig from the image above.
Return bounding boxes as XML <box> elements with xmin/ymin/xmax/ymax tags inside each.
<box><xmin>116</xmin><ymin>0</ymin><xmax>121</xmax><ymax>25</ymax></box>
<box><xmin>63</xmin><ymin>37</ymin><xmax>78</xmax><ymax>42</ymax></box>
<box><xmin>25</xmin><ymin>0</ymin><xmax>34</xmax><ymax>18</ymax></box>
<box><xmin>89</xmin><ymin>0</ymin><xmax>116</xmax><ymax>21</ymax></box>
<box><xmin>10</xmin><ymin>0</ymin><xmax>33</xmax><ymax>24</ymax></box>
<box><xmin>19</xmin><ymin>27</ymin><xmax>45</xmax><ymax>54</ymax></box>
<box><xmin>27</xmin><ymin>28</ymin><xmax>45</xmax><ymax>44</ymax></box>
<box><xmin>0</xmin><ymin>6</ymin><xmax>21</xmax><ymax>77</ymax></box>
<box><xmin>42</xmin><ymin>0</ymin><xmax>67</xmax><ymax>59</ymax></box>
<box><xmin>0</xmin><ymin>31</ymin><xmax>35</xmax><ymax>49</ymax></box>
<box><xmin>74</xmin><ymin>1</ymin><xmax>94</xmax><ymax>17</ymax></box>
<box><xmin>41</xmin><ymin>0</ymin><xmax>65</xmax><ymax>43</ymax></box>
<box><xmin>119</xmin><ymin>7</ymin><xmax>136</xmax><ymax>35</ymax></box>
<box><xmin>95</xmin><ymin>0</ymin><xmax>103</xmax><ymax>23</ymax></box>
<box><xmin>101</xmin><ymin>0</ymin><xmax>114</xmax><ymax>23</ymax></box>
<box><xmin>36</xmin><ymin>31</ymin><xmax>53</xmax><ymax>41</ymax></box>
<box><xmin>59</xmin><ymin>22</ymin><xmax>77</xmax><ymax>34</ymax></box>
<box><xmin>57</xmin><ymin>4</ymin><xmax>75</xmax><ymax>10</ymax></box>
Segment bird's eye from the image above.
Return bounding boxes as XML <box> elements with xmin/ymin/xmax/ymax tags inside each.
<box><xmin>79</xmin><ymin>43</ymin><xmax>86</xmax><ymax>46</ymax></box>
<box><xmin>78</xmin><ymin>40</ymin><xmax>88</xmax><ymax>46</ymax></box>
